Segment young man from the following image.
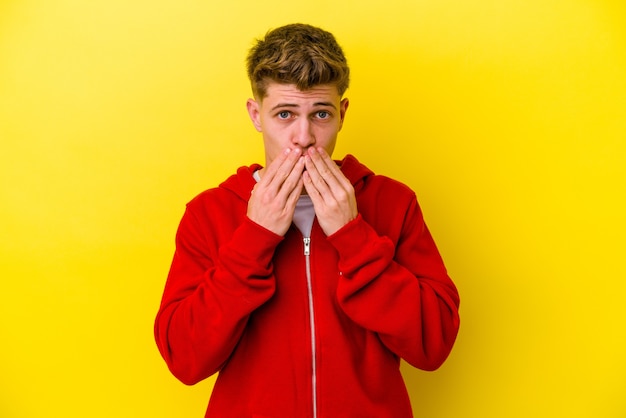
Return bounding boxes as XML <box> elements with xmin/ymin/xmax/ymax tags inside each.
<box><xmin>155</xmin><ymin>23</ymin><xmax>460</xmax><ymax>418</ymax></box>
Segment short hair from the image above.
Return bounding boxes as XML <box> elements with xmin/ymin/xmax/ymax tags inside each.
<box><xmin>246</xmin><ymin>23</ymin><xmax>350</xmax><ymax>99</ymax></box>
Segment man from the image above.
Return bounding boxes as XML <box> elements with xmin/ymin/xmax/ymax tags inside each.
<box><xmin>155</xmin><ymin>23</ymin><xmax>460</xmax><ymax>418</ymax></box>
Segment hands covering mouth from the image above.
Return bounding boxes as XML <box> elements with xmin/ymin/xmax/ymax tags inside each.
<box><xmin>247</xmin><ymin>146</ymin><xmax>358</xmax><ymax>237</ymax></box>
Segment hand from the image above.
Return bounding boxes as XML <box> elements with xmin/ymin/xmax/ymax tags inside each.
<box><xmin>303</xmin><ymin>147</ymin><xmax>357</xmax><ymax>236</ymax></box>
<box><xmin>247</xmin><ymin>148</ymin><xmax>305</xmax><ymax>236</ymax></box>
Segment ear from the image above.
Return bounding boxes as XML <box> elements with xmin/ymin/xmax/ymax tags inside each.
<box><xmin>338</xmin><ymin>98</ymin><xmax>349</xmax><ymax>131</ymax></box>
<box><xmin>246</xmin><ymin>98</ymin><xmax>262</xmax><ymax>132</ymax></box>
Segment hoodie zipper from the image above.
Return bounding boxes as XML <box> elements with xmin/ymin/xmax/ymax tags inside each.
<box><xmin>303</xmin><ymin>236</ymin><xmax>317</xmax><ymax>418</ymax></box>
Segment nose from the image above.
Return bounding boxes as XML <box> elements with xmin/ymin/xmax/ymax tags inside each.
<box><xmin>292</xmin><ymin>117</ymin><xmax>315</xmax><ymax>149</ymax></box>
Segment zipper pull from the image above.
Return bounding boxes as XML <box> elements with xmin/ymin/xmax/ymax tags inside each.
<box><xmin>303</xmin><ymin>237</ymin><xmax>311</xmax><ymax>256</ymax></box>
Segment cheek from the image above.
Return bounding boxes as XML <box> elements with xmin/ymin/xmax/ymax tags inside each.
<box><xmin>264</xmin><ymin>129</ymin><xmax>285</xmax><ymax>146</ymax></box>
<box><xmin>317</xmin><ymin>124</ymin><xmax>340</xmax><ymax>145</ymax></box>
<box><xmin>262</xmin><ymin>130</ymin><xmax>288</xmax><ymax>159</ymax></box>
<box><xmin>316</xmin><ymin>134</ymin><xmax>338</xmax><ymax>156</ymax></box>
<box><xmin>325</xmin><ymin>139</ymin><xmax>338</xmax><ymax>155</ymax></box>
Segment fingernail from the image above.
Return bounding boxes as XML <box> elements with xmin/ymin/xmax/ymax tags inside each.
<box><xmin>284</xmin><ymin>148</ymin><xmax>291</xmax><ymax>154</ymax></box>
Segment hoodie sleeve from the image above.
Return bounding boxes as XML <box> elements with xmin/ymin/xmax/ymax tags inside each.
<box><xmin>328</xmin><ymin>195</ymin><xmax>460</xmax><ymax>371</ymax></box>
<box><xmin>154</xmin><ymin>203</ymin><xmax>281</xmax><ymax>385</ymax></box>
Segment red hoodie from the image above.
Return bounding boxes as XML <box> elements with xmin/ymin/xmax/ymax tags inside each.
<box><xmin>155</xmin><ymin>154</ymin><xmax>460</xmax><ymax>418</ymax></box>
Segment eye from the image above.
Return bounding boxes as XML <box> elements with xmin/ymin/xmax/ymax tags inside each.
<box><xmin>316</xmin><ymin>111</ymin><xmax>330</xmax><ymax>119</ymax></box>
<box><xmin>277</xmin><ymin>111</ymin><xmax>291</xmax><ymax>119</ymax></box>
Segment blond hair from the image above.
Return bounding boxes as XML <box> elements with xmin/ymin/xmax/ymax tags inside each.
<box><xmin>246</xmin><ymin>23</ymin><xmax>350</xmax><ymax>99</ymax></box>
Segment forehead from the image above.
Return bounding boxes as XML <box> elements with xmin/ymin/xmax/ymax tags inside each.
<box><xmin>261</xmin><ymin>83</ymin><xmax>341</xmax><ymax>105</ymax></box>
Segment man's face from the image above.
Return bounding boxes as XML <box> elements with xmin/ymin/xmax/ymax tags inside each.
<box><xmin>247</xmin><ymin>82</ymin><xmax>349</xmax><ymax>168</ymax></box>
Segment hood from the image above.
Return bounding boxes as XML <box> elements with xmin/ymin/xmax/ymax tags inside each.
<box><xmin>219</xmin><ymin>154</ymin><xmax>374</xmax><ymax>202</ymax></box>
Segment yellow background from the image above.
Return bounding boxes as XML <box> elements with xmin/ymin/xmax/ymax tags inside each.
<box><xmin>1</xmin><ymin>0</ymin><xmax>625</xmax><ymax>416</ymax></box>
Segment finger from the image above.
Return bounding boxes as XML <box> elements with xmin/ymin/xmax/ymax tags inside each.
<box><xmin>262</xmin><ymin>148</ymin><xmax>302</xmax><ymax>191</ymax></box>
<box><xmin>277</xmin><ymin>155</ymin><xmax>305</xmax><ymax>199</ymax></box>
<box><xmin>303</xmin><ymin>170</ymin><xmax>323</xmax><ymax>202</ymax></box>
<box><xmin>262</xmin><ymin>148</ymin><xmax>292</xmax><ymax>183</ymax></box>
<box><xmin>313</xmin><ymin>147</ymin><xmax>353</xmax><ymax>190</ymax></box>
<box><xmin>285</xmin><ymin>176</ymin><xmax>305</xmax><ymax>209</ymax></box>
<box><xmin>311</xmin><ymin>147</ymin><xmax>341</xmax><ymax>174</ymax></box>
<box><xmin>307</xmin><ymin>148</ymin><xmax>345</xmax><ymax>186</ymax></box>
<box><xmin>303</xmin><ymin>153</ymin><xmax>332</xmax><ymax>201</ymax></box>
<box><xmin>304</xmin><ymin>149</ymin><xmax>346</xmax><ymax>200</ymax></box>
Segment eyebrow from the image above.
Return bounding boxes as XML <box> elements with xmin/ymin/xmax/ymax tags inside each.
<box><xmin>270</xmin><ymin>102</ymin><xmax>337</xmax><ymax>111</ymax></box>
